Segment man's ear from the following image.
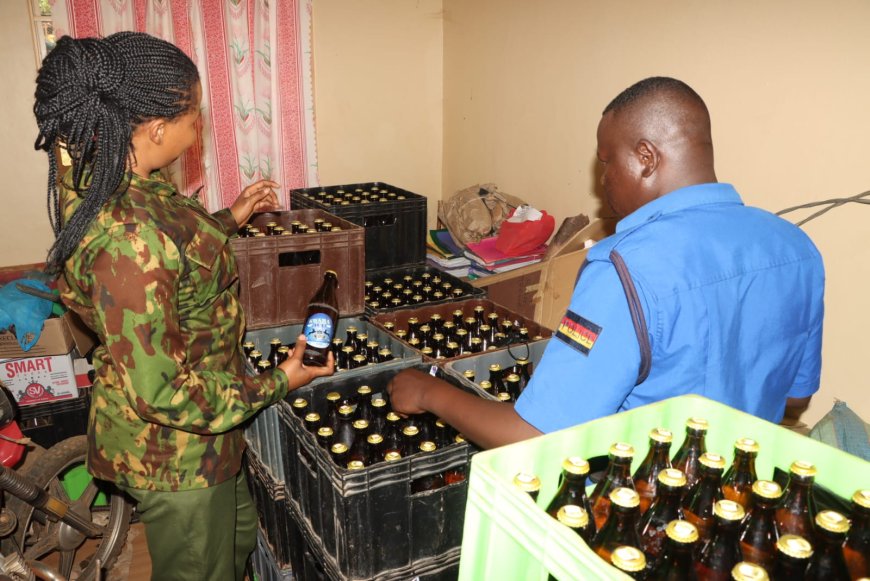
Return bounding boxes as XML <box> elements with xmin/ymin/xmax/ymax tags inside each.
<box><xmin>636</xmin><ymin>139</ymin><xmax>659</xmax><ymax>178</ymax></box>
<box><xmin>144</xmin><ymin>119</ymin><xmax>166</xmax><ymax>145</ymax></box>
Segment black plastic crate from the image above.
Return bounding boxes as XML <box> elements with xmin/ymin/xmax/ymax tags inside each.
<box><xmin>364</xmin><ymin>264</ymin><xmax>486</xmax><ymax>315</ymax></box>
<box><xmin>442</xmin><ymin>338</ymin><xmax>551</xmax><ymax>401</ymax></box>
<box><xmin>277</xmin><ymin>363</ymin><xmax>476</xmax><ymax>580</ymax></box>
<box><xmin>291</xmin><ymin>182</ymin><xmax>427</xmax><ymax>271</ymax></box>
<box><xmin>18</xmin><ymin>391</ymin><xmax>90</xmax><ymax>449</ymax></box>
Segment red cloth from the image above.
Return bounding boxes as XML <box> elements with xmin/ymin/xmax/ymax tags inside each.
<box><xmin>495</xmin><ymin>209</ymin><xmax>555</xmax><ymax>257</ymax></box>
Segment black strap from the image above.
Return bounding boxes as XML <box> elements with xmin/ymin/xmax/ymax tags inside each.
<box><xmin>609</xmin><ymin>250</ymin><xmax>652</xmax><ymax>385</ymax></box>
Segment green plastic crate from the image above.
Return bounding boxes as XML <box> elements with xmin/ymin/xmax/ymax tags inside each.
<box><xmin>458</xmin><ymin>394</ymin><xmax>870</xmax><ymax>581</ymax></box>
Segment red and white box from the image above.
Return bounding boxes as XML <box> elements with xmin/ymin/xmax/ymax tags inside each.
<box><xmin>0</xmin><ymin>351</ymin><xmax>79</xmax><ymax>406</ymax></box>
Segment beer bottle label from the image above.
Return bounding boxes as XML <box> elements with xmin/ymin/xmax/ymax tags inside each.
<box><xmin>304</xmin><ymin>313</ymin><xmax>334</xmax><ymax>348</ymax></box>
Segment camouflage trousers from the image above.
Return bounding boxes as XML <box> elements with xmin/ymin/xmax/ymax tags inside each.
<box><xmin>120</xmin><ymin>470</ymin><xmax>257</xmax><ymax>581</ymax></box>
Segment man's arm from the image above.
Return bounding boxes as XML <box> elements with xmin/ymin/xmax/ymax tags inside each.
<box><xmin>783</xmin><ymin>395</ymin><xmax>812</xmax><ymax>422</ymax></box>
<box><xmin>388</xmin><ymin>369</ymin><xmax>542</xmax><ymax>449</ymax></box>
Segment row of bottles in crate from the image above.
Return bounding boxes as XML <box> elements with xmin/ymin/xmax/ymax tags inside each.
<box><xmin>514</xmin><ymin>417</ymin><xmax>868</xmax><ymax>580</ymax></box>
<box><xmin>288</xmin><ymin>385</ymin><xmax>467</xmax><ymax>490</ymax></box>
<box><xmin>238</xmin><ymin>217</ymin><xmax>344</xmax><ymax>237</ymax></box>
<box><xmin>298</xmin><ymin>184</ymin><xmax>410</xmax><ymax>207</ymax></box>
<box><xmin>365</xmin><ymin>273</ymin><xmax>470</xmax><ymax>309</ymax></box>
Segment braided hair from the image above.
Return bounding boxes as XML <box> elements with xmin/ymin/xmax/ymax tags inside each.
<box><xmin>34</xmin><ymin>31</ymin><xmax>199</xmax><ymax>273</ymax></box>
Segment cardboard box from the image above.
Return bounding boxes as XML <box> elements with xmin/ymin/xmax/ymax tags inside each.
<box><xmin>0</xmin><ymin>351</ymin><xmax>79</xmax><ymax>407</ymax></box>
<box><xmin>0</xmin><ymin>311</ymin><xmax>97</xmax><ymax>360</ymax></box>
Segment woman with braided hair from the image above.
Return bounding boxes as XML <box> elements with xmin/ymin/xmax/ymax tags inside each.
<box><xmin>33</xmin><ymin>32</ymin><xmax>333</xmax><ymax>580</ymax></box>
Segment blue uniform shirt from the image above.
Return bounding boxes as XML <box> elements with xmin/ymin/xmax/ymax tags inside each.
<box><xmin>514</xmin><ymin>183</ymin><xmax>825</xmax><ymax>433</ymax></box>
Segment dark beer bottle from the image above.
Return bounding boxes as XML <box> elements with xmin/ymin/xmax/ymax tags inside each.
<box><xmin>556</xmin><ymin>504</ymin><xmax>594</xmax><ymax>544</ymax></box>
<box><xmin>355</xmin><ymin>385</ymin><xmax>373</xmax><ymax>424</ymax></box>
<box><xmin>267</xmin><ymin>337</ymin><xmax>283</xmax><ymax>369</ymax></box>
<box><xmin>805</xmin><ymin>510</ymin><xmax>850</xmax><ymax>580</ymax></box>
<box><xmin>640</xmin><ymin>468</ymin><xmax>688</xmax><ymax>568</ymax></box>
<box><xmin>590</xmin><ymin>442</ymin><xmax>636</xmax><ymax>531</ymax></box>
<box><xmin>256</xmin><ymin>360</ymin><xmax>272</xmax><ymax>374</ymax></box>
<box><xmin>611</xmin><ymin>546</ymin><xmax>648</xmax><ymax>580</ymax></box>
<box><xmin>410</xmin><ymin>441</ymin><xmax>445</xmax><ymax>493</ymax></box>
<box><xmin>242</xmin><ymin>340</ymin><xmax>256</xmax><ymax>359</ymax></box>
<box><xmin>316</xmin><ymin>426</ymin><xmax>334</xmax><ymax>451</ymax></box>
<box><xmin>591</xmin><ymin>487</ymin><xmax>643</xmax><ymax>564</ymax></box>
<box><xmin>290</xmin><ymin>397</ymin><xmax>309</xmax><ymax>418</ymax></box>
<box><xmin>513</xmin><ymin>472</ymin><xmax>542</xmax><ymax>503</ymax></box>
<box><xmin>845</xmin><ymin>489</ymin><xmax>870</xmax><ymax>580</ymax></box>
<box><xmin>343</xmin><ymin>325</ymin><xmax>358</xmax><ymax>350</ymax></box>
<box><xmin>730</xmin><ymin>562</ymin><xmax>769</xmax><ymax>581</ymax></box>
<box><xmin>649</xmin><ymin>520</ymin><xmax>699</xmax><ymax>581</ymax></box>
<box><xmin>303</xmin><ymin>412</ymin><xmax>321</xmax><ymax>434</ymax></box>
<box><xmin>775</xmin><ymin>461</ymin><xmax>817</xmax><ymax>540</ymax></box>
<box><xmin>683</xmin><ymin>452</ymin><xmax>726</xmax><ymax>544</ymax></box>
<box><xmin>721</xmin><ymin>438</ymin><xmax>760</xmax><ymax>508</ymax></box>
<box><xmin>738</xmin><ymin>480</ymin><xmax>783</xmax><ymax>571</ymax></box>
<box><xmin>634</xmin><ymin>427</ymin><xmax>675</xmax><ymax>514</ymax></box>
<box><xmin>301</xmin><ymin>270</ymin><xmax>339</xmax><ymax>366</ymax></box>
<box><xmin>382</xmin><ymin>412</ymin><xmax>403</xmax><ymax>458</ymax></box>
<box><xmin>330</xmin><ymin>442</ymin><xmax>349</xmax><ymax>467</ymax></box>
<box><xmin>334</xmin><ymin>405</ymin><xmax>356</xmax><ymax>450</ymax></box>
<box><xmin>347</xmin><ymin>419</ymin><xmax>371</xmax><ymax>465</ymax></box>
<box><xmin>672</xmin><ymin>418</ymin><xmax>709</xmax><ymax>493</ymax></box>
<box><xmin>770</xmin><ymin>534</ymin><xmax>813</xmax><ymax>580</ymax></box>
<box><xmin>369</xmin><ymin>397</ymin><xmax>388</xmax><ymax>436</ymax></box>
<box><xmin>694</xmin><ymin>500</ymin><xmax>746</xmax><ymax>581</ymax></box>
<box><xmin>546</xmin><ymin>457</ymin><xmax>594</xmax><ymax>527</ymax></box>
<box><xmin>401</xmin><ymin>425</ymin><xmax>421</xmax><ymax>457</ymax></box>
<box><xmin>325</xmin><ymin>391</ymin><xmax>343</xmax><ymax>431</ymax></box>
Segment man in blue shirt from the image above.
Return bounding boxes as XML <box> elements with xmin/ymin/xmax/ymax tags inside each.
<box><xmin>388</xmin><ymin>77</ymin><xmax>824</xmax><ymax>448</ymax></box>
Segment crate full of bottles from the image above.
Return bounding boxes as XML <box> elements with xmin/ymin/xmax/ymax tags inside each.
<box><xmin>230</xmin><ymin>209</ymin><xmax>365</xmax><ymax>330</ymax></box>
<box><xmin>442</xmin><ymin>338</ymin><xmax>550</xmax><ymax>402</ymax></box>
<box><xmin>291</xmin><ymin>182</ymin><xmax>427</xmax><ymax>271</ymax></box>
<box><xmin>364</xmin><ymin>265</ymin><xmax>486</xmax><ymax>314</ymax></box>
<box><xmin>276</xmin><ymin>363</ymin><xmax>476</xmax><ymax>580</ymax></box>
<box><xmin>370</xmin><ymin>298</ymin><xmax>552</xmax><ymax>363</ymax></box>
<box><xmin>457</xmin><ymin>394</ymin><xmax>870</xmax><ymax>581</ymax></box>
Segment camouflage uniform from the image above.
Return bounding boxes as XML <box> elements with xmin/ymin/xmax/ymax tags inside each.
<box><xmin>58</xmin><ymin>171</ymin><xmax>288</xmax><ymax>492</ymax></box>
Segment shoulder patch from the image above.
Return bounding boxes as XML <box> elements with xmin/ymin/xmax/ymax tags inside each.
<box><xmin>556</xmin><ymin>310</ymin><xmax>602</xmax><ymax>355</ymax></box>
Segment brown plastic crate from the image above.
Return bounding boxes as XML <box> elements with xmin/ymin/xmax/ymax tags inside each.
<box><xmin>369</xmin><ymin>298</ymin><xmax>552</xmax><ymax>364</ymax></box>
<box><xmin>231</xmin><ymin>210</ymin><xmax>365</xmax><ymax>330</ymax></box>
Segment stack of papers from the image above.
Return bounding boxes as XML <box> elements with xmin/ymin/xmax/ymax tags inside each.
<box><xmin>464</xmin><ymin>236</ymin><xmax>547</xmax><ymax>278</ymax></box>
<box><xmin>427</xmin><ymin>229</ymin><xmax>471</xmax><ymax>277</ymax></box>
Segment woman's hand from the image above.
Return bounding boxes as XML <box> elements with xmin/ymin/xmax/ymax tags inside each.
<box><xmin>276</xmin><ymin>335</ymin><xmax>335</xmax><ymax>391</ymax></box>
<box><xmin>230</xmin><ymin>179</ymin><xmax>281</xmax><ymax>226</ymax></box>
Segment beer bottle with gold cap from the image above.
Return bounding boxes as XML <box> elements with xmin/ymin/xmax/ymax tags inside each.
<box><xmin>301</xmin><ymin>270</ymin><xmax>339</xmax><ymax>367</ymax></box>
<box><xmin>775</xmin><ymin>460</ymin><xmax>817</xmax><ymax>539</ymax></box>
<box><xmin>805</xmin><ymin>510</ymin><xmax>850</xmax><ymax>580</ymax></box>
<box><xmin>634</xmin><ymin>427</ymin><xmax>675</xmax><ymax>514</ymax></box>
<box><xmin>683</xmin><ymin>452</ymin><xmax>726</xmax><ymax>543</ymax></box>
<box><xmin>267</xmin><ymin>337</ymin><xmax>283</xmax><ymax>369</ymax></box>
<box><xmin>290</xmin><ymin>397</ymin><xmax>309</xmax><ymax>419</ymax></box>
<box><xmin>411</xmin><ymin>441</ymin><xmax>445</xmax><ymax>493</ymax></box>
<box><xmin>325</xmin><ymin>391</ymin><xmax>343</xmax><ymax>431</ymax></box>
<box><xmin>330</xmin><ymin>442</ymin><xmax>349</xmax><ymax>467</ymax></box>
<box><xmin>649</xmin><ymin>520</ymin><xmax>699</xmax><ymax>581</ymax></box>
<box><xmin>611</xmin><ymin>545</ymin><xmax>648</xmax><ymax>579</ymax></box>
<box><xmin>591</xmin><ymin>487</ymin><xmax>643</xmax><ymax>564</ymax></box>
<box><xmin>731</xmin><ymin>562</ymin><xmax>770</xmax><ymax>581</ymax></box>
<box><xmin>556</xmin><ymin>504</ymin><xmax>594</xmax><ymax>544</ymax></box>
<box><xmin>401</xmin><ymin>425</ymin><xmax>421</xmax><ymax>457</ymax></box>
<box><xmin>513</xmin><ymin>472</ymin><xmax>542</xmax><ymax>502</ymax></box>
<box><xmin>590</xmin><ymin>442</ymin><xmax>636</xmax><ymax>531</ymax></box>
<box><xmin>695</xmin><ymin>500</ymin><xmax>746</xmax><ymax>581</ymax></box>
<box><xmin>640</xmin><ymin>468</ymin><xmax>688</xmax><ymax>567</ymax></box>
<box><xmin>334</xmin><ymin>405</ymin><xmax>356</xmax><ymax>450</ymax></box>
<box><xmin>845</xmin><ymin>489</ymin><xmax>870</xmax><ymax>580</ymax></box>
<box><xmin>546</xmin><ymin>457</ymin><xmax>594</xmax><ymax>528</ymax></box>
<box><xmin>770</xmin><ymin>534</ymin><xmax>813</xmax><ymax>580</ymax></box>
<box><xmin>316</xmin><ymin>426</ymin><xmax>334</xmax><ymax>451</ymax></box>
<box><xmin>672</xmin><ymin>418</ymin><xmax>709</xmax><ymax>492</ymax></box>
<box><xmin>347</xmin><ymin>419</ymin><xmax>371</xmax><ymax>465</ymax></box>
<box><xmin>303</xmin><ymin>412</ymin><xmax>321</xmax><ymax>434</ymax></box>
<box><xmin>355</xmin><ymin>385</ymin><xmax>374</xmax><ymax>423</ymax></box>
<box><xmin>738</xmin><ymin>480</ymin><xmax>783</xmax><ymax>571</ymax></box>
<box><xmin>721</xmin><ymin>438</ymin><xmax>760</xmax><ymax>508</ymax></box>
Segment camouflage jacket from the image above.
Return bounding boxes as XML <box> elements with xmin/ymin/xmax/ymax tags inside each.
<box><xmin>58</xmin><ymin>172</ymin><xmax>288</xmax><ymax>491</ymax></box>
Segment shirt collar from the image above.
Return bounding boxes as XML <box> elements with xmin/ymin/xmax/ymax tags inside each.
<box><xmin>129</xmin><ymin>171</ymin><xmax>178</xmax><ymax>197</ymax></box>
<box><xmin>616</xmin><ymin>183</ymin><xmax>744</xmax><ymax>233</ymax></box>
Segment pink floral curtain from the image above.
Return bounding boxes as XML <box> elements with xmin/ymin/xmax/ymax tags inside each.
<box><xmin>50</xmin><ymin>0</ymin><xmax>319</xmax><ymax>212</ymax></box>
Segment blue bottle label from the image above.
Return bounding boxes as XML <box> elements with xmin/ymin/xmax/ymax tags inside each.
<box><xmin>304</xmin><ymin>313</ymin><xmax>334</xmax><ymax>349</ymax></box>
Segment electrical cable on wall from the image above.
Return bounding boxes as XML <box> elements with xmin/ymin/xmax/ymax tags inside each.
<box><xmin>777</xmin><ymin>190</ymin><xmax>870</xmax><ymax>227</ymax></box>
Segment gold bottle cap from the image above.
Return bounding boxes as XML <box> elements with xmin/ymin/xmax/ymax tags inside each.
<box><xmin>367</xmin><ymin>433</ymin><xmax>384</xmax><ymax>445</ymax></box>
<box><xmin>270</xmin><ymin>337</ymin><xmax>282</xmax><ymax>345</ymax></box>
<box><xmin>304</xmin><ymin>412</ymin><xmax>320</xmax><ymax>423</ymax></box>
<box><xmin>776</xmin><ymin>534</ymin><xmax>813</xmax><ymax>559</ymax></box>
<box><xmin>403</xmin><ymin>425</ymin><xmax>420</xmax><ymax>437</ymax></box>
<box><xmin>338</xmin><ymin>405</ymin><xmax>354</xmax><ymax>416</ymax></box>
<box><xmin>479</xmin><ymin>380</ymin><xmax>493</xmax><ymax>389</ymax></box>
<box><xmin>464</xmin><ymin>317</ymin><xmax>476</xmax><ymax>325</ymax></box>
<box><xmin>250</xmin><ymin>350</ymin><xmax>262</xmax><ymax>358</ymax></box>
<box><xmin>408</xmin><ymin>317</ymin><xmax>419</xmax><ymax>325</ymax></box>
<box><xmin>751</xmin><ymin>480</ymin><xmax>783</xmax><ymax>500</ymax></box>
<box><xmin>386</xmin><ymin>412</ymin><xmax>401</xmax><ymax>422</ymax></box>
<box><xmin>734</xmin><ymin>437</ymin><xmax>760</xmax><ymax>454</ymax></box>
<box><xmin>419</xmin><ymin>441</ymin><xmax>437</xmax><ymax>453</ymax></box>
<box><xmin>816</xmin><ymin>510</ymin><xmax>850</xmax><ymax>533</ymax></box>
<box><xmin>686</xmin><ymin>417</ymin><xmax>709</xmax><ymax>431</ymax></box>
<box><xmin>326</xmin><ymin>391</ymin><xmax>341</xmax><ymax>402</ymax></box>
<box><xmin>357</xmin><ymin>385</ymin><xmax>372</xmax><ymax>395</ymax></box>
<box><xmin>562</xmin><ymin>456</ymin><xmax>590</xmax><ymax>476</ymax></box>
<box><xmin>447</xmin><ymin>342</ymin><xmax>460</xmax><ymax>349</ymax></box>
<box><xmin>488</xmin><ymin>363</ymin><xmax>502</xmax><ymax>372</ymax></box>
<box><xmin>452</xmin><ymin>309</ymin><xmax>463</xmax><ymax>317</ymax></box>
<box><xmin>456</xmin><ymin>329</ymin><xmax>468</xmax><ymax>336</ymax></box>
<box><xmin>789</xmin><ymin>460</ymin><xmax>817</xmax><ymax>477</ymax></box>
<box><xmin>506</xmin><ymin>374</ymin><xmax>521</xmax><ymax>383</ymax></box>
<box><xmin>372</xmin><ymin>397</ymin><xmax>387</xmax><ymax>408</ymax></box>
<box><xmin>341</xmin><ymin>346</ymin><xmax>354</xmax><ymax>354</ymax></box>
<box><xmin>609</xmin><ymin>487</ymin><xmax>640</xmax><ymax>508</ymax></box>
<box><xmin>353</xmin><ymin>354</ymin><xmax>367</xmax><ymax>362</ymax></box>
<box><xmin>473</xmin><ymin>306</ymin><xmax>485</xmax><ymax>313</ymax></box>
<box><xmin>556</xmin><ymin>504</ymin><xmax>589</xmax><ymax>529</ymax></box>
<box><xmin>257</xmin><ymin>361</ymin><xmax>271</xmax><ymax>369</ymax></box>
<box><xmin>317</xmin><ymin>427</ymin><xmax>333</xmax><ymax>437</ymax></box>
<box><xmin>649</xmin><ymin>427</ymin><xmax>674</xmax><ymax>444</ymax></box>
<box><xmin>513</xmin><ymin>472</ymin><xmax>541</xmax><ymax>493</ymax></box>
<box><xmin>665</xmin><ymin>519</ymin><xmax>699</xmax><ymax>543</ymax></box>
<box><xmin>611</xmin><ymin>546</ymin><xmax>646</xmax><ymax>573</ymax></box>
<box><xmin>419</xmin><ymin>324</ymin><xmax>431</xmax><ymax>333</ymax></box>
<box><xmin>384</xmin><ymin>451</ymin><xmax>402</xmax><ymax>462</ymax></box>
<box><xmin>330</xmin><ymin>443</ymin><xmax>348</xmax><ymax>454</ymax></box>
<box><xmin>325</xmin><ymin>269</ymin><xmax>337</xmax><ymax>276</ymax></box>
<box><xmin>243</xmin><ymin>341</ymin><xmax>255</xmax><ymax>348</ymax></box>
<box><xmin>347</xmin><ymin>460</ymin><xmax>365</xmax><ymax>471</ymax></box>
<box><xmin>254</xmin><ymin>232</ymin><xmax>266</xmax><ymax>237</ymax></box>
<box><xmin>292</xmin><ymin>398</ymin><xmax>308</xmax><ymax>409</ymax></box>
<box><xmin>454</xmin><ymin>434</ymin><xmax>466</xmax><ymax>444</ymax></box>
<box><xmin>421</xmin><ymin>347</ymin><xmax>434</xmax><ymax>355</ymax></box>
<box><xmin>378</xmin><ymin>348</ymin><xmax>392</xmax><ymax>356</ymax></box>
<box><xmin>699</xmin><ymin>452</ymin><xmax>726</xmax><ymax>470</ymax></box>
<box><xmin>853</xmin><ymin>489</ymin><xmax>870</xmax><ymax>509</ymax></box>
<box><xmin>346</xmin><ymin>325</ymin><xmax>358</xmax><ymax>333</ymax></box>
<box><xmin>433</xmin><ymin>333</ymin><xmax>445</xmax><ymax>341</ymax></box>
<box><xmin>497</xmin><ymin>392</ymin><xmax>512</xmax><ymax>402</ymax></box>
<box><xmin>609</xmin><ymin>442</ymin><xmax>635</xmax><ymax>458</ymax></box>
<box><xmin>731</xmin><ymin>561</ymin><xmax>769</xmax><ymax>581</ymax></box>
<box><xmin>657</xmin><ymin>468</ymin><xmax>687</xmax><ymax>488</ymax></box>
<box><xmin>353</xmin><ymin>419</ymin><xmax>369</xmax><ymax>430</ymax></box>
<box><xmin>278</xmin><ymin>346</ymin><xmax>290</xmax><ymax>354</ymax></box>
<box><xmin>713</xmin><ymin>499</ymin><xmax>745</xmax><ymax>521</ymax></box>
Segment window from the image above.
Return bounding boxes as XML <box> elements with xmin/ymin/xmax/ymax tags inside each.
<box><xmin>29</xmin><ymin>0</ymin><xmax>56</xmax><ymax>65</ymax></box>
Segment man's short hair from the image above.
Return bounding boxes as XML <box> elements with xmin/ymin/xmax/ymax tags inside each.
<box><xmin>603</xmin><ymin>77</ymin><xmax>706</xmax><ymax>116</ymax></box>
